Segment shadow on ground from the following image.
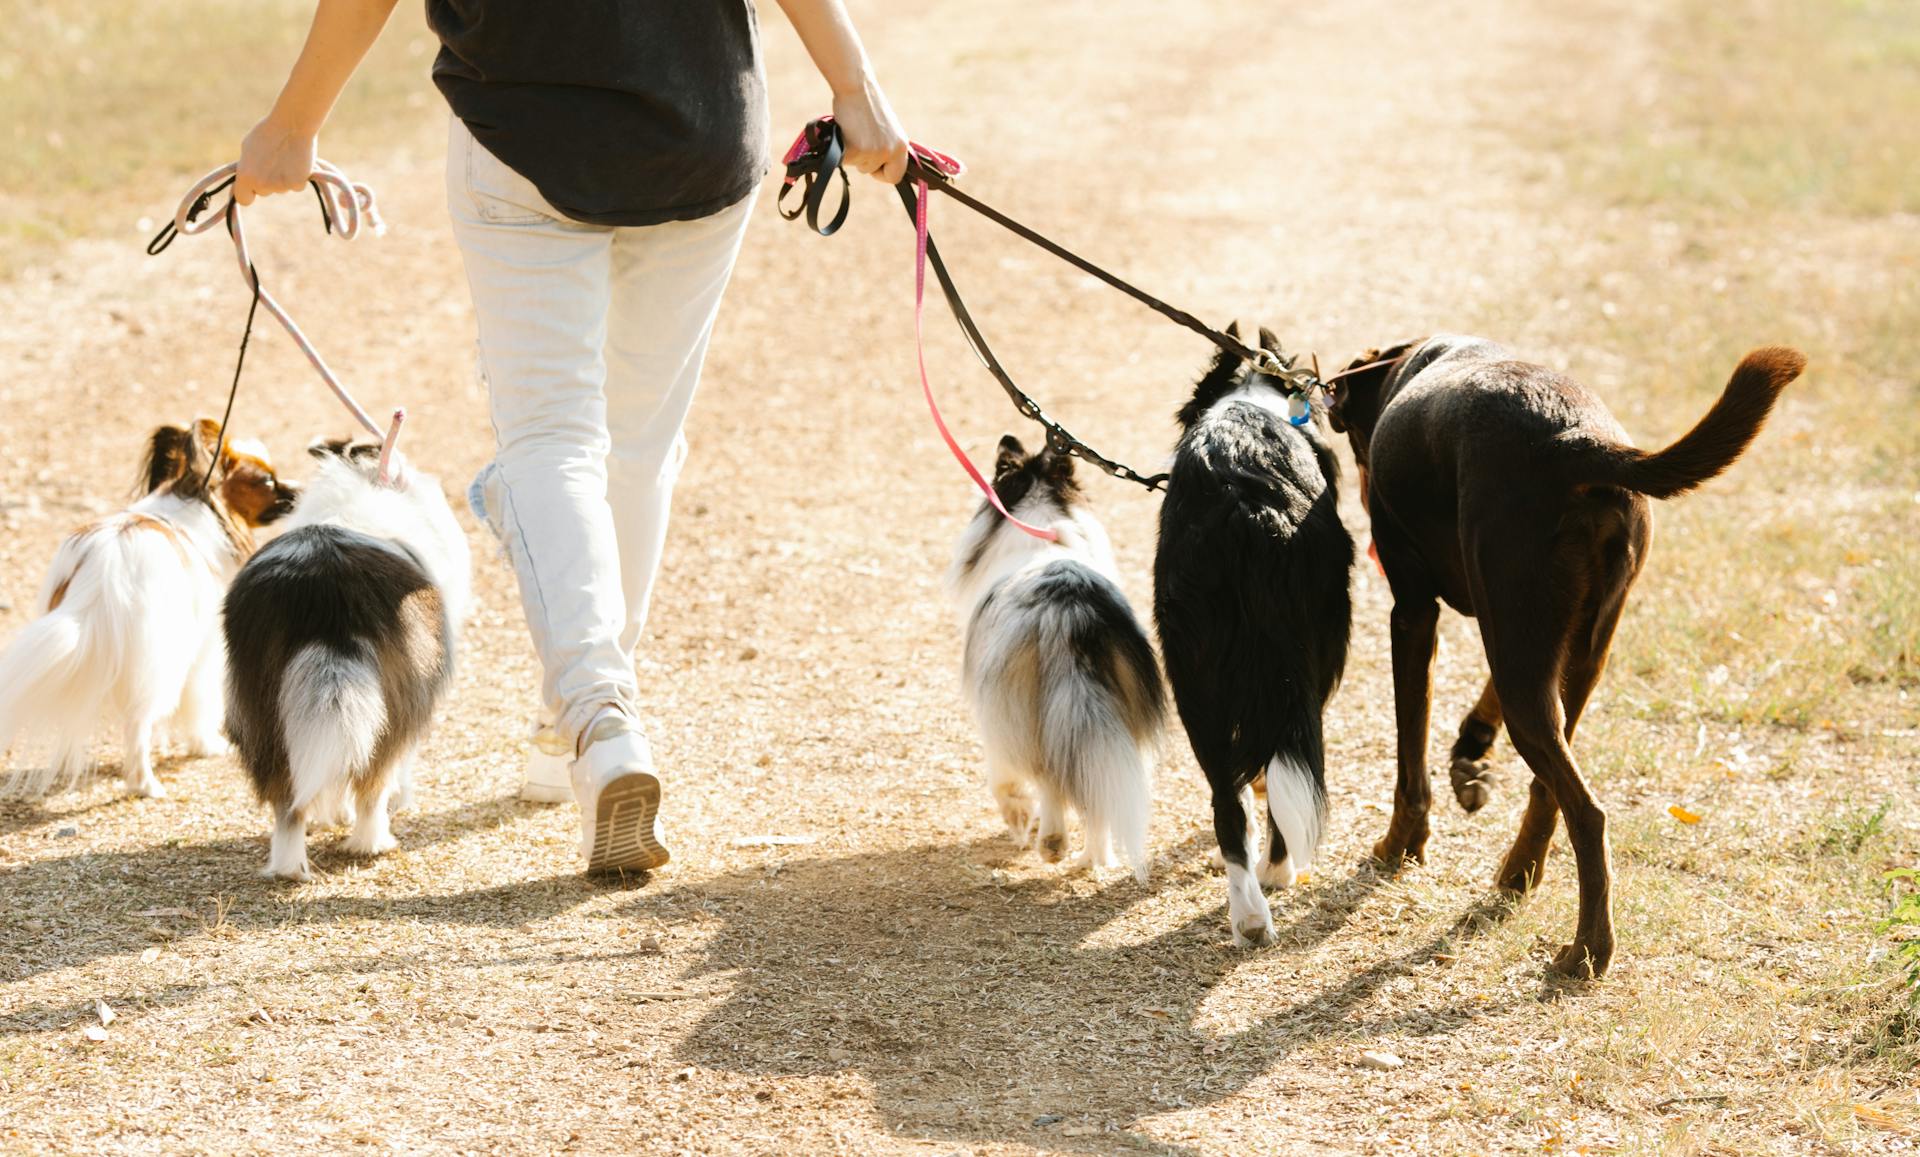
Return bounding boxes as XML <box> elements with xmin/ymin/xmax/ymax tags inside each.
<box><xmin>619</xmin><ymin>836</ymin><xmax>1518</xmax><ymax>1155</ymax></box>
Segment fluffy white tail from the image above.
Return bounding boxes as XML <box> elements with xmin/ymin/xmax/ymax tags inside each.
<box><xmin>1264</xmin><ymin>754</ymin><xmax>1327</xmax><ymax>876</ymax></box>
<box><xmin>0</xmin><ymin>613</ymin><xmax>97</xmax><ymax>797</ymax></box>
<box><xmin>280</xmin><ymin>644</ymin><xmax>386</xmax><ymax>815</ymax></box>
<box><xmin>1064</xmin><ymin>725</ymin><xmax>1153</xmax><ymax>884</ymax></box>
<box><xmin>1040</xmin><ymin>648</ymin><xmax>1154</xmax><ymax>884</ymax></box>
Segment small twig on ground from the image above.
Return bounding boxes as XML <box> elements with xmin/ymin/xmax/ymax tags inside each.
<box><xmin>1655</xmin><ymin>1093</ymin><xmax>1732</xmax><ymax>1111</ymax></box>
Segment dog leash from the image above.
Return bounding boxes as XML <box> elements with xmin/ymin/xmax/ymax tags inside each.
<box><xmin>147</xmin><ymin>161</ymin><xmax>404</xmax><ymax>485</ymax></box>
<box><xmin>780</xmin><ymin>118</ymin><xmax>1329</xmax><ymax>537</ymax></box>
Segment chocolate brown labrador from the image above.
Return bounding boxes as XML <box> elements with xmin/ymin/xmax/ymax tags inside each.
<box><xmin>1328</xmin><ymin>335</ymin><xmax>1805</xmax><ymax>977</ymax></box>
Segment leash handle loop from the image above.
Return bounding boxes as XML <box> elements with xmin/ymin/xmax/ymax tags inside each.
<box><xmin>149</xmin><ymin>160</ymin><xmax>395</xmax><ymax>464</ymax></box>
<box><xmin>781</xmin><ymin>117</ymin><xmax>1171</xmax><ymax>514</ymax></box>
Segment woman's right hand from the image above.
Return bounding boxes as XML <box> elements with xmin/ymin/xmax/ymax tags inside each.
<box><xmin>234</xmin><ymin>116</ymin><xmax>319</xmax><ymax>205</ymax></box>
<box><xmin>832</xmin><ymin>78</ymin><xmax>910</xmax><ymax>185</ymax></box>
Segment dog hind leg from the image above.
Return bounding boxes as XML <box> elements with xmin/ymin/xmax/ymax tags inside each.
<box><xmin>342</xmin><ymin>758</ymin><xmax>402</xmax><ymax>857</ymax></box>
<box><xmin>1214</xmin><ymin>782</ymin><xmax>1274</xmax><ymax>946</ymax></box>
<box><xmin>265</xmin><ymin>806</ymin><xmax>311</xmax><ymax>881</ymax></box>
<box><xmin>175</xmin><ymin>633</ymin><xmax>230</xmax><ymax>758</ymax></box>
<box><xmin>1448</xmin><ymin>678</ymin><xmax>1502</xmax><ymax>813</ymax></box>
<box><xmin>1373</xmin><ymin>595</ymin><xmax>1440</xmax><ymax>866</ymax></box>
<box><xmin>1034</xmin><ymin>786</ymin><xmax>1070</xmax><ymax>864</ymax></box>
<box><xmin>120</xmin><ymin>716</ymin><xmax>164</xmax><ymax>799</ymax></box>
<box><xmin>985</xmin><ymin>755</ymin><xmax>1037</xmax><ymax>848</ymax></box>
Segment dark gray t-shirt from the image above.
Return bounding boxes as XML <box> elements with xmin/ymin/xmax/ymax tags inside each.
<box><xmin>426</xmin><ymin>0</ymin><xmax>769</xmax><ymax>226</ymax></box>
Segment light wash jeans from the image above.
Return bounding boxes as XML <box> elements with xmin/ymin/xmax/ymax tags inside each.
<box><xmin>446</xmin><ymin>118</ymin><xmax>754</xmax><ymax>750</ymax></box>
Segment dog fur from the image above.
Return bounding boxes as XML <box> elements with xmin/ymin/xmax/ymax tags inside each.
<box><xmin>223</xmin><ymin>439</ymin><xmax>470</xmax><ymax>880</ymax></box>
<box><xmin>1154</xmin><ymin>326</ymin><xmax>1355</xmax><ymax>945</ymax></box>
<box><xmin>1328</xmin><ymin>334</ymin><xmax>1805</xmax><ymax>977</ymax></box>
<box><xmin>0</xmin><ymin>420</ymin><xmax>296</xmax><ymax>799</ymax></box>
<box><xmin>949</xmin><ymin>434</ymin><xmax>1165</xmax><ymax>882</ymax></box>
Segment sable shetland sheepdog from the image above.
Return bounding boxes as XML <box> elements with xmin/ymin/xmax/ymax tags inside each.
<box><xmin>949</xmin><ymin>434</ymin><xmax>1165</xmax><ymax>883</ymax></box>
<box><xmin>0</xmin><ymin>420</ymin><xmax>297</xmax><ymax>799</ymax></box>
<box><xmin>223</xmin><ymin>438</ymin><xmax>470</xmax><ymax>880</ymax></box>
<box><xmin>1154</xmin><ymin>327</ymin><xmax>1354</xmax><ymax>946</ymax></box>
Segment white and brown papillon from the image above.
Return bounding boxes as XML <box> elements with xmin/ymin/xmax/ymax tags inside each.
<box><xmin>948</xmin><ymin>435</ymin><xmax>1165</xmax><ymax>883</ymax></box>
<box><xmin>0</xmin><ymin>420</ymin><xmax>297</xmax><ymax>799</ymax></box>
<box><xmin>223</xmin><ymin>438</ymin><xmax>470</xmax><ymax>880</ymax></box>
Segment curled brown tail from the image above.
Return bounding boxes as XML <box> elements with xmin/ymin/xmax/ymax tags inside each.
<box><xmin>1593</xmin><ymin>346</ymin><xmax>1806</xmax><ymax>499</ymax></box>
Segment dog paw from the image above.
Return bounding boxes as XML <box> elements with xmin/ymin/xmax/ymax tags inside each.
<box><xmin>1496</xmin><ymin>853</ymin><xmax>1549</xmax><ymax>895</ymax></box>
<box><xmin>997</xmin><ymin>802</ymin><xmax>1037</xmax><ymax>848</ymax></box>
<box><xmin>262</xmin><ymin>859</ymin><xmax>312</xmax><ymax>883</ymax></box>
<box><xmin>1547</xmin><ymin>941</ymin><xmax>1608</xmax><ymax>980</ymax></box>
<box><xmin>1232</xmin><ymin>917</ymin><xmax>1277</xmax><ymax>948</ymax></box>
<box><xmin>128</xmin><ymin>777</ymin><xmax>167</xmax><ymax>800</ymax></box>
<box><xmin>1449</xmin><ymin>756</ymin><xmax>1497</xmax><ymax>814</ymax></box>
<box><xmin>1207</xmin><ymin>847</ymin><xmax>1227</xmax><ymax>873</ymax></box>
<box><xmin>1370</xmin><ymin>835</ymin><xmax>1427</xmax><ymax>869</ymax></box>
<box><xmin>185</xmin><ymin>734</ymin><xmax>232</xmax><ymax>759</ymax></box>
<box><xmin>1037</xmin><ymin>832</ymin><xmax>1068</xmax><ymax>863</ymax></box>
<box><xmin>342</xmin><ymin>832</ymin><xmax>398</xmax><ymax>857</ymax></box>
<box><xmin>1258</xmin><ymin>855</ymin><xmax>1298</xmax><ymax>890</ymax></box>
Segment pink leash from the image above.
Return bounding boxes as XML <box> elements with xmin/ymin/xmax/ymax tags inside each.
<box><xmin>783</xmin><ymin>121</ymin><xmax>1060</xmax><ymax>542</ymax></box>
<box><xmin>906</xmin><ymin>143</ymin><xmax>1060</xmax><ymax>542</ymax></box>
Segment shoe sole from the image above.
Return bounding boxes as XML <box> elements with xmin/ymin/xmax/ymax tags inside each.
<box><xmin>587</xmin><ymin>771</ymin><xmax>669</xmax><ymax>873</ymax></box>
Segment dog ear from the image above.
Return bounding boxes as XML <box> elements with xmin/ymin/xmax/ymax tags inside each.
<box><xmin>1258</xmin><ymin>326</ymin><xmax>1282</xmax><ymax>355</ymax></box>
<box><xmin>1327</xmin><ymin>344</ymin><xmax>1418</xmax><ymax>436</ymax></box>
<box><xmin>307</xmin><ymin>437</ymin><xmax>352</xmax><ymax>461</ymax></box>
<box><xmin>139</xmin><ymin>425</ymin><xmax>196</xmax><ymax>495</ymax></box>
<box><xmin>995</xmin><ymin>434</ymin><xmax>1028</xmax><ymax>480</ymax></box>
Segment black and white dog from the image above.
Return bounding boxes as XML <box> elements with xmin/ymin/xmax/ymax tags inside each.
<box><xmin>223</xmin><ymin>439</ymin><xmax>470</xmax><ymax>880</ymax></box>
<box><xmin>950</xmin><ymin>435</ymin><xmax>1165</xmax><ymax>882</ymax></box>
<box><xmin>1155</xmin><ymin>328</ymin><xmax>1354</xmax><ymax>944</ymax></box>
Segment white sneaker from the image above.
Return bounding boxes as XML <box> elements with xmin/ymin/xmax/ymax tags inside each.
<box><xmin>570</xmin><ymin>711</ymin><xmax>669</xmax><ymax>873</ymax></box>
<box><xmin>521</xmin><ymin>721</ymin><xmax>573</xmax><ymax>803</ymax></box>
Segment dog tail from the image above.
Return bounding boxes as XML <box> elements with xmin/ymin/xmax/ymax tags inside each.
<box><xmin>1036</xmin><ymin>571</ymin><xmax>1165</xmax><ymax>884</ymax></box>
<box><xmin>1263</xmin><ymin>749</ymin><xmax>1329</xmax><ymax>880</ymax></box>
<box><xmin>0</xmin><ymin>611</ymin><xmax>100</xmax><ymax>798</ymax></box>
<box><xmin>280</xmin><ymin>643</ymin><xmax>386</xmax><ymax>815</ymax></box>
<box><xmin>1588</xmin><ymin>347</ymin><xmax>1805</xmax><ymax>499</ymax></box>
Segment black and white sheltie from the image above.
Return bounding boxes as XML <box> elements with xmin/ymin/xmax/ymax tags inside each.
<box><xmin>1154</xmin><ymin>328</ymin><xmax>1354</xmax><ymax>945</ymax></box>
<box><xmin>949</xmin><ymin>435</ymin><xmax>1165</xmax><ymax>882</ymax></box>
<box><xmin>223</xmin><ymin>438</ymin><xmax>470</xmax><ymax>880</ymax></box>
<box><xmin>0</xmin><ymin>421</ymin><xmax>297</xmax><ymax>799</ymax></box>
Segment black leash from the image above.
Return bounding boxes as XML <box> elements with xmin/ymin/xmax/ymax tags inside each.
<box><xmin>148</xmin><ymin>176</ymin><xmax>337</xmax><ymax>488</ymax></box>
<box><xmin>779</xmin><ymin>118</ymin><xmax>1324</xmax><ymax>493</ymax></box>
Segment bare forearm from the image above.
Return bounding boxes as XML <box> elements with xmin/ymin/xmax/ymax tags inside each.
<box><xmin>772</xmin><ymin>0</ymin><xmax>908</xmax><ymax>182</ymax></box>
<box><xmin>236</xmin><ymin>0</ymin><xmax>399</xmax><ymax>203</ymax></box>
<box><xmin>773</xmin><ymin>0</ymin><xmax>875</xmax><ymax>95</ymax></box>
<box><xmin>268</xmin><ymin>0</ymin><xmax>402</xmax><ymax>135</ymax></box>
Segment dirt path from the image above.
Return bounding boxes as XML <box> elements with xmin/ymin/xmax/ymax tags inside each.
<box><xmin>3</xmin><ymin>1</ymin><xmax>1911</xmax><ymax>1153</ymax></box>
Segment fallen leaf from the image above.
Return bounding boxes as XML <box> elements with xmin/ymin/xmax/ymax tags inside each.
<box><xmin>1359</xmin><ymin>1049</ymin><xmax>1404</xmax><ymax>1071</ymax></box>
<box><xmin>1063</xmin><ymin>1125</ymin><xmax>1102</xmax><ymax>1136</ymax></box>
<box><xmin>132</xmin><ymin>907</ymin><xmax>194</xmax><ymax>918</ymax></box>
<box><xmin>95</xmin><ymin>999</ymin><xmax>115</xmax><ymax>1027</ymax></box>
<box><xmin>730</xmin><ymin>835</ymin><xmax>817</xmax><ymax>847</ymax></box>
<box><xmin>81</xmin><ymin>1026</ymin><xmax>108</xmax><ymax>1043</ymax></box>
<box><xmin>138</xmin><ymin>947</ymin><xmax>161</xmax><ymax>964</ymax></box>
<box><xmin>1668</xmin><ymin>805</ymin><xmax>1703</xmax><ymax>824</ymax></box>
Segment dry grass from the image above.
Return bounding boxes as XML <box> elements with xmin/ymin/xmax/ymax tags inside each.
<box><xmin>2</xmin><ymin>0</ymin><xmax>1917</xmax><ymax>1153</ymax></box>
<box><xmin>0</xmin><ymin>0</ymin><xmax>432</xmax><ymax>275</ymax></box>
